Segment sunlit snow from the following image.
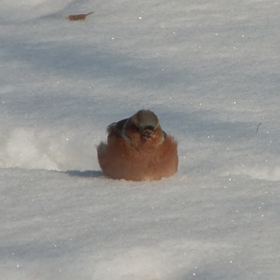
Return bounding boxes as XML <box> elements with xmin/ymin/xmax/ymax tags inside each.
<box><xmin>1</xmin><ymin>0</ymin><xmax>280</xmax><ymax>279</ymax></box>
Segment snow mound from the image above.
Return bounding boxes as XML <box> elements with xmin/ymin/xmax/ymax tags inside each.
<box><xmin>0</xmin><ymin>127</ymin><xmax>99</xmax><ymax>171</ymax></box>
<box><xmin>231</xmin><ymin>165</ymin><xmax>280</xmax><ymax>181</ymax></box>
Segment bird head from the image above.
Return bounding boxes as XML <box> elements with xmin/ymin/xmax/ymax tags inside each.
<box><xmin>130</xmin><ymin>110</ymin><xmax>160</xmax><ymax>141</ymax></box>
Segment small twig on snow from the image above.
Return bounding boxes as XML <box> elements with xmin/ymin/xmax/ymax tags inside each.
<box><xmin>256</xmin><ymin>122</ymin><xmax>262</xmax><ymax>133</ymax></box>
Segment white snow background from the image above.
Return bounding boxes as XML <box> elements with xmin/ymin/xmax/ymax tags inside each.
<box><xmin>1</xmin><ymin>0</ymin><xmax>280</xmax><ymax>279</ymax></box>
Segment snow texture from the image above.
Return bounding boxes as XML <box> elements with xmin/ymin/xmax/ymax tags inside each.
<box><xmin>1</xmin><ymin>0</ymin><xmax>280</xmax><ymax>279</ymax></box>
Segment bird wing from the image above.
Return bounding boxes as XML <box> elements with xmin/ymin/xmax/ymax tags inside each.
<box><xmin>107</xmin><ymin>118</ymin><xmax>128</xmax><ymax>142</ymax></box>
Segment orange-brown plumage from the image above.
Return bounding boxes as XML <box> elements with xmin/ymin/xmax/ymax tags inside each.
<box><xmin>97</xmin><ymin>110</ymin><xmax>178</xmax><ymax>181</ymax></box>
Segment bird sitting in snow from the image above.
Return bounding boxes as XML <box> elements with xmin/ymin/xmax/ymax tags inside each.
<box><xmin>97</xmin><ymin>109</ymin><xmax>178</xmax><ymax>181</ymax></box>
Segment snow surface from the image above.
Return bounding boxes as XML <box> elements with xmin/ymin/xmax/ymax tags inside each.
<box><xmin>1</xmin><ymin>0</ymin><xmax>280</xmax><ymax>279</ymax></box>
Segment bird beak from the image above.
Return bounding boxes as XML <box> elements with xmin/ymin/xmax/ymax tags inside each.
<box><xmin>141</xmin><ymin>128</ymin><xmax>155</xmax><ymax>140</ymax></box>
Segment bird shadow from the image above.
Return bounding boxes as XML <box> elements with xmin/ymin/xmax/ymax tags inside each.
<box><xmin>64</xmin><ymin>170</ymin><xmax>103</xmax><ymax>178</ymax></box>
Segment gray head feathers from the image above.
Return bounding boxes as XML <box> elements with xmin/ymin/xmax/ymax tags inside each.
<box><xmin>130</xmin><ymin>110</ymin><xmax>159</xmax><ymax>130</ymax></box>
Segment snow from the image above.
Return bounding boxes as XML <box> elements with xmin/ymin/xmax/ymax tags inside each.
<box><xmin>1</xmin><ymin>0</ymin><xmax>280</xmax><ymax>279</ymax></box>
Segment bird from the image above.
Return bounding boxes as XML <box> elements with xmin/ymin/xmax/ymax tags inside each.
<box><xmin>97</xmin><ymin>109</ymin><xmax>178</xmax><ymax>181</ymax></box>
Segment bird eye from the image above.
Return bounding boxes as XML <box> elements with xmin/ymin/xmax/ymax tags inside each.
<box><xmin>145</xmin><ymin>125</ymin><xmax>155</xmax><ymax>131</ymax></box>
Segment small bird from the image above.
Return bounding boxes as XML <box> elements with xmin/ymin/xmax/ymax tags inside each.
<box><xmin>97</xmin><ymin>110</ymin><xmax>178</xmax><ymax>181</ymax></box>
